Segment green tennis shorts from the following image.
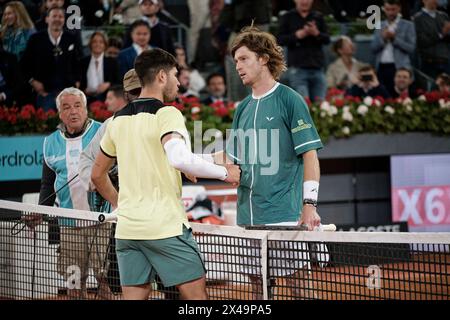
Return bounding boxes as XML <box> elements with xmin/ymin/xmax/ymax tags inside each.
<box><xmin>115</xmin><ymin>226</ymin><xmax>206</xmax><ymax>287</ymax></box>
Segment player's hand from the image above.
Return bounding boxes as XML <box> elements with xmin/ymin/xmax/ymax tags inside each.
<box><xmin>299</xmin><ymin>205</ymin><xmax>321</xmax><ymax>231</ymax></box>
<box><xmin>184</xmin><ymin>173</ymin><xmax>197</xmax><ymax>183</ymax></box>
<box><xmin>21</xmin><ymin>214</ymin><xmax>43</xmax><ymax>230</ymax></box>
<box><xmin>224</xmin><ymin>164</ymin><xmax>240</xmax><ymax>186</ymax></box>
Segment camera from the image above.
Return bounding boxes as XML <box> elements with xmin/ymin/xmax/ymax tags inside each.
<box><xmin>361</xmin><ymin>74</ymin><xmax>373</xmax><ymax>82</ymax></box>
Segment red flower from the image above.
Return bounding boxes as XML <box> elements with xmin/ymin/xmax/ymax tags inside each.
<box><xmin>334</xmin><ymin>98</ymin><xmax>345</xmax><ymax>108</ymax></box>
<box><xmin>190</xmin><ymin>101</ymin><xmax>201</xmax><ymax>108</ymax></box>
<box><xmin>425</xmin><ymin>91</ymin><xmax>441</xmax><ymax>103</ymax></box>
<box><xmin>36</xmin><ymin>108</ymin><xmax>47</xmax><ymax>120</ymax></box>
<box><xmin>226</xmin><ymin>102</ymin><xmax>236</xmax><ymax>110</ymax></box>
<box><xmin>210</xmin><ymin>101</ymin><xmax>225</xmax><ymax>109</ymax></box>
<box><xmin>374</xmin><ymin>96</ymin><xmax>385</xmax><ymax>105</ymax></box>
<box><xmin>46</xmin><ymin>109</ymin><xmax>56</xmax><ymax>117</ymax></box>
<box><xmin>7</xmin><ymin>114</ymin><xmax>17</xmax><ymax>124</ymax></box>
<box><xmin>180</xmin><ymin>96</ymin><xmax>200</xmax><ymax>105</ymax></box>
<box><xmin>215</xmin><ymin>106</ymin><xmax>229</xmax><ymax>117</ymax></box>
<box><xmin>327</xmin><ymin>88</ymin><xmax>345</xmax><ymax>98</ymax></box>
<box><xmin>19</xmin><ymin>109</ymin><xmax>32</xmax><ymax>120</ymax></box>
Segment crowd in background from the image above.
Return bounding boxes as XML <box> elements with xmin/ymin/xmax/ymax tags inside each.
<box><xmin>0</xmin><ymin>0</ymin><xmax>449</xmax><ymax>112</ymax></box>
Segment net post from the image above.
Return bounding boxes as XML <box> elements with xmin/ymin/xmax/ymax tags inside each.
<box><xmin>261</xmin><ymin>233</ymin><xmax>269</xmax><ymax>300</ymax></box>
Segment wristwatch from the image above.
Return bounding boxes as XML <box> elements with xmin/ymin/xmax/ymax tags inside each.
<box><xmin>303</xmin><ymin>198</ymin><xmax>317</xmax><ymax>207</ymax></box>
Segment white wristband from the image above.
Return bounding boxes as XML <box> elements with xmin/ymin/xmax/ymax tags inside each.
<box><xmin>303</xmin><ymin>180</ymin><xmax>319</xmax><ymax>201</ymax></box>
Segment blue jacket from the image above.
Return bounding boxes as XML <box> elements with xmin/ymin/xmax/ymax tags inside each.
<box><xmin>371</xmin><ymin>18</ymin><xmax>416</xmax><ymax>70</ymax></box>
<box><xmin>118</xmin><ymin>46</ymin><xmax>138</xmax><ymax>79</ymax></box>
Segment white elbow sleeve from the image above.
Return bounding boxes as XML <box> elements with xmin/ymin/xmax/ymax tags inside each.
<box><xmin>163</xmin><ymin>138</ymin><xmax>227</xmax><ymax>180</ymax></box>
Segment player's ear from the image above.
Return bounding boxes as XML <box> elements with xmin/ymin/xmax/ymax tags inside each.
<box><xmin>158</xmin><ymin>69</ymin><xmax>166</xmax><ymax>83</ymax></box>
<box><xmin>259</xmin><ymin>54</ymin><xmax>269</xmax><ymax>66</ymax></box>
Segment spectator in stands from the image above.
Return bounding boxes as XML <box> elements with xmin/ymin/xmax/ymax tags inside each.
<box><xmin>132</xmin><ymin>0</ymin><xmax>175</xmax><ymax>54</ymax></box>
<box><xmin>118</xmin><ymin>20</ymin><xmax>151</xmax><ymax>79</ymax></box>
<box><xmin>105</xmin><ymin>85</ymin><xmax>128</xmax><ymax>113</ymax></box>
<box><xmin>115</xmin><ymin>0</ymin><xmax>141</xmax><ymax>25</ymax></box>
<box><xmin>436</xmin><ymin>72</ymin><xmax>450</xmax><ymax>93</ymax></box>
<box><xmin>278</xmin><ymin>0</ymin><xmax>330</xmax><ymax>101</ymax></box>
<box><xmin>177</xmin><ymin>67</ymin><xmax>197</xmax><ymax>98</ymax></box>
<box><xmin>392</xmin><ymin>67</ymin><xmax>418</xmax><ymax>98</ymax></box>
<box><xmin>187</xmin><ymin>0</ymin><xmax>210</xmax><ymax>64</ymax></box>
<box><xmin>202</xmin><ymin>73</ymin><xmax>227</xmax><ymax>105</ymax></box>
<box><xmin>413</xmin><ymin>0</ymin><xmax>450</xmax><ymax>78</ymax></box>
<box><xmin>174</xmin><ymin>44</ymin><xmax>205</xmax><ymax>97</ymax></box>
<box><xmin>79</xmin><ymin>70</ymin><xmax>141</xmax><ymax>194</ymax></box>
<box><xmin>371</xmin><ymin>0</ymin><xmax>416</xmax><ymax>96</ymax></box>
<box><xmin>326</xmin><ymin>36</ymin><xmax>364</xmax><ymax>90</ymax></box>
<box><xmin>346</xmin><ymin>65</ymin><xmax>391</xmax><ymax>99</ymax></box>
<box><xmin>24</xmin><ymin>87</ymin><xmax>112</xmax><ymax>300</ymax></box>
<box><xmin>35</xmin><ymin>0</ymin><xmax>64</xmax><ymax>31</ymax></box>
<box><xmin>1</xmin><ymin>1</ymin><xmax>36</xmax><ymax>60</ymax></box>
<box><xmin>0</xmin><ymin>42</ymin><xmax>20</xmax><ymax>106</ymax></box>
<box><xmin>80</xmin><ymin>32</ymin><xmax>120</xmax><ymax>103</ymax></box>
<box><xmin>105</xmin><ymin>37</ymin><xmax>123</xmax><ymax>58</ymax></box>
<box><xmin>219</xmin><ymin>0</ymin><xmax>272</xmax><ymax>102</ymax></box>
<box><xmin>21</xmin><ymin>6</ymin><xmax>81</xmax><ymax>111</ymax></box>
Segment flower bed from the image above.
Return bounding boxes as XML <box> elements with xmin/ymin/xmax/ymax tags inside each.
<box><xmin>1</xmin><ymin>90</ymin><xmax>449</xmax><ymax>142</ymax></box>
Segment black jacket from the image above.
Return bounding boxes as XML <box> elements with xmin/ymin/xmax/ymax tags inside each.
<box><xmin>21</xmin><ymin>30</ymin><xmax>82</xmax><ymax>93</ymax></box>
<box><xmin>278</xmin><ymin>10</ymin><xmax>330</xmax><ymax>69</ymax></box>
<box><xmin>123</xmin><ymin>19</ymin><xmax>175</xmax><ymax>55</ymax></box>
<box><xmin>0</xmin><ymin>49</ymin><xmax>20</xmax><ymax>106</ymax></box>
<box><xmin>346</xmin><ymin>84</ymin><xmax>391</xmax><ymax>99</ymax></box>
<box><xmin>79</xmin><ymin>55</ymin><xmax>120</xmax><ymax>92</ymax></box>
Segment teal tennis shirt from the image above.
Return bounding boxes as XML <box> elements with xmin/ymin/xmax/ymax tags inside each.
<box><xmin>226</xmin><ymin>82</ymin><xmax>323</xmax><ymax>226</ymax></box>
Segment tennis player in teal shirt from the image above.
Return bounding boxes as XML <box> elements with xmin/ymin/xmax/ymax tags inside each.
<box><xmin>211</xmin><ymin>26</ymin><xmax>324</xmax><ymax>299</ymax></box>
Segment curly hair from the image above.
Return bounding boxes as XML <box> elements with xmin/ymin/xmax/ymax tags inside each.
<box><xmin>231</xmin><ymin>26</ymin><xmax>287</xmax><ymax>80</ymax></box>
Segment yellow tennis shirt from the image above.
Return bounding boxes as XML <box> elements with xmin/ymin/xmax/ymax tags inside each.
<box><xmin>100</xmin><ymin>98</ymin><xmax>190</xmax><ymax>240</ymax></box>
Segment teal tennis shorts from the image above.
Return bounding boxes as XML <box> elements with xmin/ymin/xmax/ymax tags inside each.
<box><xmin>116</xmin><ymin>226</ymin><xmax>206</xmax><ymax>287</ymax></box>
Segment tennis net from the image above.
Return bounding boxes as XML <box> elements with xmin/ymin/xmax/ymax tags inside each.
<box><xmin>0</xmin><ymin>199</ymin><xmax>449</xmax><ymax>300</ymax></box>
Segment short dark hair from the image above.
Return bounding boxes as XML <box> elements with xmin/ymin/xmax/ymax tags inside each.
<box><xmin>332</xmin><ymin>36</ymin><xmax>352</xmax><ymax>56</ymax></box>
<box><xmin>134</xmin><ymin>48</ymin><xmax>178</xmax><ymax>86</ymax></box>
<box><xmin>396</xmin><ymin>67</ymin><xmax>413</xmax><ymax>78</ymax></box>
<box><xmin>47</xmin><ymin>6</ymin><xmax>65</xmax><ymax>17</ymax></box>
<box><xmin>107</xmin><ymin>36</ymin><xmax>123</xmax><ymax>50</ymax></box>
<box><xmin>108</xmin><ymin>85</ymin><xmax>124</xmax><ymax>98</ymax></box>
<box><xmin>359</xmin><ymin>64</ymin><xmax>376</xmax><ymax>73</ymax></box>
<box><xmin>130</xmin><ymin>20</ymin><xmax>151</xmax><ymax>34</ymax></box>
<box><xmin>206</xmin><ymin>73</ymin><xmax>225</xmax><ymax>86</ymax></box>
<box><xmin>384</xmin><ymin>0</ymin><xmax>401</xmax><ymax>6</ymax></box>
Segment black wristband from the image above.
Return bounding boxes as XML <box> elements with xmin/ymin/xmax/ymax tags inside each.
<box><xmin>303</xmin><ymin>198</ymin><xmax>317</xmax><ymax>207</ymax></box>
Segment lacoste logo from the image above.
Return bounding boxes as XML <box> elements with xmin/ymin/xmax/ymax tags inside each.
<box><xmin>266</xmin><ymin>117</ymin><xmax>274</xmax><ymax>121</ymax></box>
